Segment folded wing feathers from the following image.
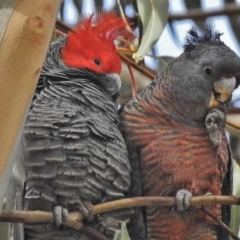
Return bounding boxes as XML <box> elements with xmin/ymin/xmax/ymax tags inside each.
<box><xmin>24</xmin><ymin>77</ymin><xmax>130</xmax><ymax>208</ymax></box>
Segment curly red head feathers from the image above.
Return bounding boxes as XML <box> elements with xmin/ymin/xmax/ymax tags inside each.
<box><xmin>61</xmin><ymin>11</ymin><xmax>132</xmax><ymax>74</ymax></box>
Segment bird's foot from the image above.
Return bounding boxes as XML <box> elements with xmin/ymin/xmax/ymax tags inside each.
<box><xmin>54</xmin><ymin>206</ymin><xmax>68</xmax><ymax>226</ymax></box>
<box><xmin>76</xmin><ymin>200</ymin><xmax>94</xmax><ymax>221</ymax></box>
<box><xmin>175</xmin><ymin>189</ymin><xmax>192</xmax><ymax>211</ymax></box>
<box><xmin>205</xmin><ymin>109</ymin><xmax>225</xmax><ymax>148</ymax></box>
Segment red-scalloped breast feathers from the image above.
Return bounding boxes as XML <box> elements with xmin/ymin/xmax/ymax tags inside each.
<box><xmin>61</xmin><ymin>11</ymin><xmax>132</xmax><ymax>74</ymax></box>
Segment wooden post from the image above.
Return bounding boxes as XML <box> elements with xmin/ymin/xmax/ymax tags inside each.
<box><xmin>0</xmin><ymin>0</ymin><xmax>62</xmax><ymax>213</ymax></box>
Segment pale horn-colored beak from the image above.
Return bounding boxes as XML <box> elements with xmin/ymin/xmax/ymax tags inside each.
<box><xmin>208</xmin><ymin>77</ymin><xmax>236</xmax><ymax>109</ymax></box>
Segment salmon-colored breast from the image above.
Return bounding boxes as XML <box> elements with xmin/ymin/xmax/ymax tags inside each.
<box><xmin>121</xmin><ymin>93</ymin><xmax>229</xmax><ymax>240</ymax></box>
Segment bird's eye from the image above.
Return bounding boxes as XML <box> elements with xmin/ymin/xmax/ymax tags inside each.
<box><xmin>204</xmin><ymin>67</ymin><xmax>212</xmax><ymax>76</ymax></box>
<box><xmin>94</xmin><ymin>59</ymin><xmax>101</xmax><ymax>66</ymax></box>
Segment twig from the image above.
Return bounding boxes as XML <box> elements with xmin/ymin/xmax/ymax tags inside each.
<box><xmin>116</xmin><ymin>46</ymin><xmax>135</xmax><ymax>56</ymax></box>
<box><xmin>55</xmin><ymin>29</ymin><xmax>65</xmax><ymax>37</ymax></box>
<box><xmin>126</xmin><ymin>64</ymin><xmax>137</xmax><ymax>97</ymax></box>
<box><xmin>168</xmin><ymin>3</ymin><xmax>240</xmax><ymax>21</ymax></box>
<box><xmin>119</xmin><ymin>53</ymin><xmax>156</xmax><ymax>80</ymax></box>
<box><xmin>201</xmin><ymin>206</ymin><xmax>240</xmax><ymax>240</ymax></box>
<box><xmin>116</xmin><ymin>47</ymin><xmax>135</xmax><ymax>53</ymax></box>
<box><xmin>1</xmin><ymin>195</ymin><xmax>240</xmax><ymax>226</ymax></box>
<box><xmin>117</xmin><ymin>37</ymin><xmax>133</xmax><ymax>49</ymax></box>
<box><xmin>56</xmin><ymin>19</ymin><xmax>74</xmax><ymax>32</ymax></box>
<box><xmin>116</xmin><ymin>0</ymin><xmax>134</xmax><ymax>35</ymax></box>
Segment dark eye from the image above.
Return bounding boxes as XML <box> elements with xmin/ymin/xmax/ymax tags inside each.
<box><xmin>204</xmin><ymin>67</ymin><xmax>212</xmax><ymax>76</ymax></box>
<box><xmin>94</xmin><ymin>59</ymin><xmax>101</xmax><ymax>66</ymax></box>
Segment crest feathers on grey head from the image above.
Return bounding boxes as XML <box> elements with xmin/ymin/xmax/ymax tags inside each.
<box><xmin>184</xmin><ymin>23</ymin><xmax>224</xmax><ymax>51</ymax></box>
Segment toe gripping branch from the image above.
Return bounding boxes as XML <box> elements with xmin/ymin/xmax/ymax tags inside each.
<box><xmin>175</xmin><ymin>189</ymin><xmax>193</xmax><ymax>212</ymax></box>
<box><xmin>53</xmin><ymin>204</ymin><xmax>109</xmax><ymax>240</ymax></box>
<box><xmin>54</xmin><ymin>206</ymin><xmax>68</xmax><ymax>227</ymax></box>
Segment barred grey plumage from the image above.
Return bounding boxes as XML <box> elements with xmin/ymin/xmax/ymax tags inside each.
<box><xmin>23</xmin><ymin>23</ymin><xmax>132</xmax><ymax>239</ymax></box>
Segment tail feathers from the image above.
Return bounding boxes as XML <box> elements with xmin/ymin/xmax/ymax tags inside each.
<box><xmin>24</xmin><ymin>223</ymin><xmax>92</xmax><ymax>240</ymax></box>
<box><xmin>127</xmin><ymin>207</ymin><xmax>147</xmax><ymax>240</ymax></box>
<box><xmin>94</xmin><ymin>208</ymin><xmax>133</xmax><ymax>240</ymax></box>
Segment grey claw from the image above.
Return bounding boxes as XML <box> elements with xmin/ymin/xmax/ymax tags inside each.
<box><xmin>76</xmin><ymin>200</ymin><xmax>94</xmax><ymax>221</ymax></box>
<box><xmin>54</xmin><ymin>206</ymin><xmax>69</xmax><ymax>226</ymax></box>
<box><xmin>62</xmin><ymin>208</ymin><xmax>68</xmax><ymax>220</ymax></box>
<box><xmin>175</xmin><ymin>189</ymin><xmax>192</xmax><ymax>211</ymax></box>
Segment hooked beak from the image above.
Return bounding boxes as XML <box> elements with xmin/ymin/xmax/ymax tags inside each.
<box><xmin>208</xmin><ymin>77</ymin><xmax>236</xmax><ymax>109</ymax></box>
<box><xmin>106</xmin><ymin>73</ymin><xmax>122</xmax><ymax>90</ymax></box>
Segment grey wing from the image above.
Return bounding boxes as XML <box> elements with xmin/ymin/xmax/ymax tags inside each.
<box><xmin>24</xmin><ymin>80</ymin><xmax>131</xmax><ymax>206</ymax></box>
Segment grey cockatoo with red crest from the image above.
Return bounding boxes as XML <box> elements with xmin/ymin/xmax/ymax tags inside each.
<box><xmin>22</xmin><ymin>11</ymin><xmax>132</xmax><ymax>240</ymax></box>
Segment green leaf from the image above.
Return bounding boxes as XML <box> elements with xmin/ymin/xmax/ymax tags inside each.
<box><xmin>119</xmin><ymin>222</ymin><xmax>131</xmax><ymax>240</ymax></box>
<box><xmin>111</xmin><ymin>222</ymin><xmax>131</xmax><ymax>240</ymax></box>
<box><xmin>133</xmin><ymin>0</ymin><xmax>169</xmax><ymax>63</ymax></box>
<box><xmin>157</xmin><ymin>56</ymin><xmax>174</xmax><ymax>72</ymax></box>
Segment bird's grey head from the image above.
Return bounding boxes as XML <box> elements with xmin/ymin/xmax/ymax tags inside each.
<box><xmin>162</xmin><ymin>25</ymin><xmax>240</xmax><ymax>120</ymax></box>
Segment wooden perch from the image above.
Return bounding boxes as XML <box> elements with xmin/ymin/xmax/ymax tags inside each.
<box><xmin>0</xmin><ymin>0</ymin><xmax>62</xmax><ymax>212</ymax></box>
<box><xmin>0</xmin><ymin>195</ymin><xmax>239</xmax><ymax>230</ymax></box>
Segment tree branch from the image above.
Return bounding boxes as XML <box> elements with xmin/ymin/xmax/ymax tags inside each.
<box><xmin>201</xmin><ymin>206</ymin><xmax>240</xmax><ymax>240</ymax></box>
<box><xmin>0</xmin><ymin>195</ymin><xmax>239</xmax><ymax>229</ymax></box>
<box><xmin>56</xmin><ymin>19</ymin><xmax>74</xmax><ymax>33</ymax></box>
<box><xmin>168</xmin><ymin>3</ymin><xmax>240</xmax><ymax>21</ymax></box>
<box><xmin>126</xmin><ymin>64</ymin><xmax>137</xmax><ymax>97</ymax></box>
